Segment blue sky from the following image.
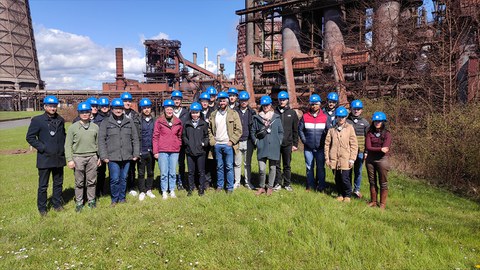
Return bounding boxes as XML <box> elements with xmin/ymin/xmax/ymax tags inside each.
<box><xmin>29</xmin><ymin>0</ymin><xmax>245</xmax><ymax>90</ymax></box>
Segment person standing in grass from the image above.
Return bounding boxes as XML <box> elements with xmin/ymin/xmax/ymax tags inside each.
<box><xmin>346</xmin><ymin>99</ymin><xmax>369</xmax><ymax>198</ymax></box>
<box><xmin>26</xmin><ymin>95</ymin><xmax>66</xmax><ymax>216</ymax></box>
<box><xmin>65</xmin><ymin>102</ymin><xmax>101</xmax><ymax>212</ymax></box>
<box><xmin>182</xmin><ymin>102</ymin><xmax>209</xmax><ymax>196</ymax></box>
<box><xmin>121</xmin><ymin>92</ymin><xmax>141</xmax><ymax>198</ymax></box>
<box><xmin>199</xmin><ymin>92</ymin><xmax>216</xmax><ymax>189</ymax></box>
<box><xmin>325</xmin><ymin>106</ymin><xmax>358</xmax><ymax>203</ymax></box>
<box><xmin>153</xmin><ymin>99</ymin><xmax>183</xmax><ymax>200</ymax></box>
<box><xmin>365</xmin><ymin>111</ymin><xmax>392</xmax><ymax>210</ymax></box>
<box><xmin>98</xmin><ymin>98</ymin><xmax>140</xmax><ymax>207</ymax></box>
<box><xmin>137</xmin><ymin>98</ymin><xmax>156</xmax><ymax>201</ymax></box>
<box><xmin>298</xmin><ymin>94</ymin><xmax>328</xmax><ymax>192</ymax></box>
<box><xmin>96</xmin><ymin>96</ymin><xmax>110</xmax><ymax>197</ymax></box>
<box><xmin>251</xmin><ymin>96</ymin><xmax>284</xmax><ymax>196</ymax></box>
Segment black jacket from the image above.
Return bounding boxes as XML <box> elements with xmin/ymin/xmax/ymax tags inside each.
<box><xmin>182</xmin><ymin>118</ymin><xmax>209</xmax><ymax>156</ymax></box>
<box><xmin>235</xmin><ymin>106</ymin><xmax>256</xmax><ymax>142</ymax></box>
<box><xmin>275</xmin><ymin>105</ymin><xmax>299</xmax><ymax>147</ymax></box>
<box><xmin>26</xmin><ymin>112</ymin><xmax>66</xmax><ymax>169</ymax></box>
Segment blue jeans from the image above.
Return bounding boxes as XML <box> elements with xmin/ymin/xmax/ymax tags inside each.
<box><xmin>108</xmin><ymin>161</ymin><xmax>130</xmax><ymax>203</ymax></box>
<box><xmin>158</xmin><ymin>152</ymin><xmax>179</xmax><ymax>192</ymax></box>
<box><xmin>304</xmin><ymin>149</ymin><xmax>326</xmax><ymax>190</ymax></box>
<box><xmin>214</xmin><ymin>144</ymin><xmax>234</xmax><ymax>191</ymax></box>
<box><xmin>352</xmin><ymin>152</ymin><xmax>364</xmax><ymax>192</ymax></box>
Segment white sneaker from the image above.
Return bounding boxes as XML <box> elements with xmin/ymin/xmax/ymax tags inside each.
<box><xmin>273</xmin><ymin>184</ymin><xmax>282</xmax><ymax>191</ymax></box>
<box><xmin>139</xmin><ymin>192</ymin><xmax>146</xmax><ymax>201</ymax></box>
<box><xmin>129</xmin><ymin>190</ymin><xmax>138</xmax><ymax>197</ymax></box>
<box><xmin>162</xmin><ymin>192</ymin><xmax>168</xmax><ymax>200</ymax></box>
<box><xmin>146</xmin><ymin>190</ymin><xmax>156</xmax><ymax>198</ymax></box>
<box><xmin>234</xmin><ymin>183</ymin><xmax>240</xmax><ymax>189</ymax></box>
<box><xmin>170</xmin><ymin>191</ymin><xmax>176</xmax><ymax>198</ymax></box>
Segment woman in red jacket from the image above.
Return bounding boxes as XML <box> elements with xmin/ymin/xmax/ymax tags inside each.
<box><xmin>365</xmin><ymin>111</ymin><xmax>392</xmax><ymax>209</ymax></box>
<box><xmin>153</xmin><ymin>99</ymin><xmax>183</xmax><ymax>200</ymax></box>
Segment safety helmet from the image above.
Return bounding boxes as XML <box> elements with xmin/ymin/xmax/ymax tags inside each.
<box><xmin>111</xmin><ymin>98</ymin><xmax>124</xmax><ymax>108</ymax></box>
<box><xmin>77</xmin><ymin>102</ymin><xmax>92</xmax><ymax>112</ymax></box>
<box><xmin>206</xmin><ymin>86</ymin><xmax>217</xmax><ymax>96</ymax></box>
<box><xmin>327</xmin><ymin>92</ymin><xmax>339</xmax><ymax>102</ymax></box>
<box><xmin>43</xmin><ymin>95</ymin><xmax>59</xmax><ymax>105</ymax></box>
<box><xmin>278</xmin><ymin>91</ymin><xmax>289</xmax><ymax>100</ymax></box>
<box><xmin>98</xmin><ymin>97</ymin><xmax>109</xmax><ymax>106</ymax></box>
<box><xmin>351</xmin><ymin>99</ymin><xmax>363</xmax><ymax>109</ymax></box>
<box><xmin>199</xmin><ymin>92</ymin><xmax>210</xmax><ymax>100</ymax></box>
<box><xmin>260</xmin><ymin>96</ymin><xmax>272</xmax><ymax>106</ymax></box>
<box><xmin>190</xmin><ymin>102</ymin><xmax>201</xmax><ymax>111</ymax></box>
<box><xmin>163</xmin><ymin>99</ymin><xmax>175</xmax><ymax>107</ymax></box>
<box><xmin>139</xmin><ymin>98</ymin><xmax>152</xmax><ymax>108</ymax></box>
<box><xmin>238</xmin><ymin>91</ymin><xmax>250</xmax><ymax>101</ymax></box>
<box><xmin>227</xmin><ymin>88</ymin><xmax>238</xmax><ymax>95</ymax></box>
<box><xmin>86</xmin><ymin>97</ymin><xmax>98</xmax><ymax>106</ymax></box>
<box><xmin>171</xmin><ymin>90</ymin><xmax>183</xmax><ymax>99</ymax></box>
<box><xmin>217</xmin><ymin>92</ymin><xmax>229</xmax><ymax>99</ymax></box>
<box><xmin>120</xmin><ymin>92</ymin><xmax>132</xmax><ymax>101</ymax></box>
<box><xmin>372</xmin><ymin>111</ymin><xmax>387</xmax><ymax>122</ymax></box>
<box><xmin>309</xmin><ymin>94</ymin><xmax>321</xmax><ymax>104</ymax></box>
<box><xmin>335</xmin><ymin>106</ymin><xmax>348</xmax><ymax>118</ymax></box>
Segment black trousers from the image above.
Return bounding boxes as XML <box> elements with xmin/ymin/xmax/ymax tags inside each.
<box><xmin>187</xmin><ymin>154</ymin><xmax>206</xmax><ymax>193</ymax></box>
<box><xmin>177</xmin><ymin>146</ymin><xmax>186</xmax><ymax>188</ymax></box>
<box><xmin>275</xmin><ymin>145</ymin><xmax>293</xmax><ymax>187</ymax></box>
<box><xmin>205</xmin><ymin>149</ymin><xmax>216</xmax><ymax>187</ymax></box>
<box><xmin>333</xmin><ymin>169</ymin><xmax>352</xmax><ymax>198</ymax></box>
<box><xmin>126</xmin><ymin>160</ymin><xmax>137</xmax><ymax>191</ymax></box>
<box><xmin>96</xmin><ymin>162</ymin><xmax>108</xmax><ymax>196</ymax></box>
<box><xmin>138</xmin><ymin>152</ymin><xmax>155</xmax><ymax>193</ymax></box>
<box><xmin>37</xmin><ymin>167</ymin><xmax>64</xmax><ymax>212</ymax></box>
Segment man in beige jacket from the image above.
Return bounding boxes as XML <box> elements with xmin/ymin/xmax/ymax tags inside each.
<box><xmin>325</xmin><ymin>106</ymin><xmax>358</xmax><ymax>202</ymax></box>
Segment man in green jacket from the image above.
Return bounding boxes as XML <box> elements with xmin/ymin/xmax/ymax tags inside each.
<box><xmin>65</xmin><ymin>102</ymin><xmax>101</xmax><ymax>212</ymax></box>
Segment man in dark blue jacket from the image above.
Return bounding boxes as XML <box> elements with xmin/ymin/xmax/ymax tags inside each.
<box><xmin>26</xmin><ymin>95</ymin><xmax>66</xmax><ymax>216</ymax></box>
<box><xmin>137</xmin><ymin>98</ymin><xmax>156</xmax><ymax>201</ymax></box>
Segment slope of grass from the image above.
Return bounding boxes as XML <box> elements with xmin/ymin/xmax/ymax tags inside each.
<box><xmin>0</xmin><ymin>126</ymin><xmax>479</xmax><ymax>269</ymax></box>
<box><xmin>0</xmin><ymin>111</ymin><xmax>41</xmax><ymax>121</ymax></box>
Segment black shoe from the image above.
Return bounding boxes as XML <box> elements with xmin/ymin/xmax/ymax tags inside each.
<box><xmin>177</xmin><ymin>184</ymin><xmax>185</xmax><ymax>191</ymax></box>
<box><xmin>54</xmin><ymin>206</ymin><xmax>64</xmax><ymax>212</ymax></box>
<box><xmin>187</xmin><ymin>191</ymin><xmax>193</xmax><ymax>197</ymax></box>
<box><xmin>39</xmin><ymin>211</ymin><xmax>47</xmax><ymax>217</ymax></box>
<box><xmin>198</xmin><ymin>190</ymin><xmax>205</xmax><ymax>196</ymax></box>
<box><xmin>75</xmin><ymin>204</ymin><xmax>83</xmax><ymax>213</ymax></box>
<box><xmin>87</xmin><ymin>200</ymin><xmax>96</xmax><ymax>209</ymax></box>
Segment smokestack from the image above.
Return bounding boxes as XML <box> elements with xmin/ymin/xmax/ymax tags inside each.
<box><xmin>193</xmin><ymin>52</ymin><xmax>197</xmax><ymax>65</ymax></box>
<box><xmin>115</xmin><ymin>48</ymin><xmax>125</xmax><ymax>90</ymax></box>
<box><xmin>204</xmin><ymin>47</ymin><xmax>208</xmax><ymax>70</ymax></box>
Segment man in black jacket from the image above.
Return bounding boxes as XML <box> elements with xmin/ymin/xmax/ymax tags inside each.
<box><xmin>273</xmin><ymin>91</ymin><xmax>299</xmax><ymax>191</ymax></box>
<box><xmin>26</xmin><ymin>95</ymin><xmax>66</xmax><ymax>216</ymax></box>
<box><xmin>171</xmin><ymin>90</ymin><xmax>190</xmax><ymax>190</ymax></box>
<box><xmin>121</xmin><ymin>92</ymin><xmax>141</xmax><ymax>197</ymax></box>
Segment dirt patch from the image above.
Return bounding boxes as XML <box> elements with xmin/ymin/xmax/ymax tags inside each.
<box><xmin>0</xmin><ymin>149</ymin><xmax>32</xmax><ymax>155</ymax></box>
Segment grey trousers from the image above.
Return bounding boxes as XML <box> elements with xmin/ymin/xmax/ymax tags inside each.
<box><xmin>258</xmin><ymin>158</ymin><xmax>277</xmax><ymax>189</ymax></box>
<box><xmin>234</xmin><ymin>140</ymin><xmax>253</xmax><ymax>186</ymax></box>
<box><xmin>73</xmin><ymin>155</ymin><xmax>98</xmax><ymax>204</ymax></box>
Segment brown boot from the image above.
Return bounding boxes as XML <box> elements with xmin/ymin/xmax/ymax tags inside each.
<box><xmin>379</xmin><ymin>189</ymin><xmax>388</xmax><ymax>210</ymax></box>
<box><xmin>266</xmin><ymin>188</ymin><xmax>273</xmax><ymax>196</ymax></box>
<box><xmin>255</xmin><ymin>188</ymin><xmax>266</xmax><ymax>196</ymax></box>
<box><xmin>367</xmin><ymin>185</ymin><xmax>377</xmax><ymax>207</ymax></box>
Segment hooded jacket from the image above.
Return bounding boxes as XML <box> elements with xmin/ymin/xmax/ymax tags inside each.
<box><xmin>152</xmin><ymin>115</ymin><xmax>183</xmax><ymax>153</ymax></box>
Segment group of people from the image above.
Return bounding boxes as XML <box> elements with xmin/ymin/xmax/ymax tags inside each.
<box><xmin>26</xmin><ymin>87</ymin><xmax>392</xmax><ymax>216</ymax></box>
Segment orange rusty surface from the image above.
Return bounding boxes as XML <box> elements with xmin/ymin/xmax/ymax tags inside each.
<box><xmin>342</xmin><ymin>51</ymin><xmax>370</xmax><ymax>66</ymax></box>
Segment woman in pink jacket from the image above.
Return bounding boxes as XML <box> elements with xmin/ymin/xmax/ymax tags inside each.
<box><xmin>153</xmin><ymin>99</ymin><xmax>183</xmax><ymax>200</ymax></box>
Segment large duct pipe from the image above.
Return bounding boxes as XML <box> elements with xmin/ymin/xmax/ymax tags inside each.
<box><xmin>282</xmin><ymin>15</ymin><xmax>301</xmax><ymax>53</ymax></box>
<box><xmin>283</xmin><ymin>50</ymin><xmax>309</xmax><ymax>109</ymax></box>
<box><xmin>242</xmin><ymin>54</ymin><xmax>268</xmax><ymax>107</ymax></box>
<box><xmin>246</xmin><ymin>0</ymin><xmax>255</xmax><ymax>55</ymax></box>
<box><xmin>115</xmin><ymin>48</ymin><xmax>126</xmax><ymax>91</ymax></box>
<box><xmin>373</xmin><ymin>1</ymin><xmax>401</xmax><ymax>62</ymax></box>
<box><xmin>324</xmin><ymin>7</ymin><xmax>347</xmax><ymax>105</ymax></box>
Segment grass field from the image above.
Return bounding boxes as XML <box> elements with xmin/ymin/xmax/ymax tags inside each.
<box><xmin>0</xmin><ymin>125</ymin><xmax>479</xmax><ymax>269</ymax></box>
<box><xmin>0</xmin><ymin>111</ymin><xmax>42</xmax><ymax>121</ymax></box>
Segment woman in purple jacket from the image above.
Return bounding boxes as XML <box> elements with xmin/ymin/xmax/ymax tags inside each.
<box><xmin>153</xmin><ymin>99</ymin><xmax>183</xmax><ymax>200</ymax></box>
<box><xmin>365</xmin><ymin>111</ymin><xmax>392</xmax><ymax>210</ymax></box>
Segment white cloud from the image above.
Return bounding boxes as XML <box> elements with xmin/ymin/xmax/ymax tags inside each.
<box><xmin>196</xmin><ymin>60</ymin><xmax>218</xmax><ymax>74</ymax></box>
<box><xmin>35</xmin><ymin>26</ymin><xmax>145</xmax><ymax>90</ymax></box>
<box><xmin>217</xmin><ymin>48</ymin><xmax>229</xmax><ymax>57</ymax></box>
<box><xmin>226</xmin><ymin>50</ymin><xmax>237</xmax><ymax>62</ymax></box>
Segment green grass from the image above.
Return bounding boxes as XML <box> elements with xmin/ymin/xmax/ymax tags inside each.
<box><xmin>0</xmin><ymin>126</ymin><xmax>479</xmax><ymax>269</ymax></box>
<box><xmin>0</xmin><ymin>111</ymin><xmax>42</xmax><ymax>121</ymax></box>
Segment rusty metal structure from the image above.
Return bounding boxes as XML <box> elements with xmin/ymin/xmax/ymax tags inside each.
<box><xmin>235</xmin><ymin>0</ymin><xmax>480</xmax><ymax>108</ymax></box>
<box><xmin>0</xmin><ymin>0</ymin><xmax>43</xmax><ymax>110</ymax></box>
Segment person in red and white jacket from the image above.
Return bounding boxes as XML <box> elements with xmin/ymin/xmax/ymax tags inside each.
<box><xmin>298</xmin><ymin>94</ymin><xmax>329</xmax><ymax>192</ymax></box>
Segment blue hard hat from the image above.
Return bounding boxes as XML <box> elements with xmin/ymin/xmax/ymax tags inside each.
<box><xmin>111</xmin><ymin>98</ymin><xmax>124</xmax><ymax>107</ymax></box>
<box><xmin>278</xmin><ymin>91</ymin><xmax>289</xmax><ymax>100</ymax></box>
<box><xmin>43</xmin><ymin>95</ymin><xmax>59</xmax><ymax>105</ymax></box>
<box><xmin>120</xmin><ymin>92</ymin><xmax>132</xmax><ymax>101</ymax></box>
<box><xmin>372</xmin><ymin>111</ymin><xmax>387</xmax><ymax>122</ymax></box>
<box><xmin>206</xmin><ymin>86</ymin><xmax>217</xmax><ymax>96</ymax></box>
<box><xmin>171</xmin><ymin>90</ymin><xmax>183</xmax><ymax>99</ymax></box>
<box><xmin>163</xmin><ymin>99</ymin><xmax>175</xmax><ymax>107</ymax></box>
<box><xmin>86</xmin><ymin>97</ymin><xmax>98</xmax><ymax>106</ymax></box>
<box><xmin>351</xmin><ymin>99</ymin><xmax>363</xmax><ymax>109</ymax></box>
<box><xmin>309</xmin><ymin>94</ymin><xmax>321</xmax><ymax>104</ymax></box>
<box><xmin>260</xmin><ymin>96</ymin><xmax>272</xmax><ymax>106</ymax></box>
<box><xmin>327</xmin><ymin>92</ymin><xmax>339</xmax><ymax>102</ymax></box>
<box><xmin>190</xmin><ymin>102</ymin><xmax>201</xmax><ymax>111</ymax></box>
<box><xmin>227</xmin><ymin>88</ymin><xmax>238</xmax><ymax>95</ymax></box>
<box><xmin>238</xmin><ymin>91</ymin><xmax>250</xmax><ymax>101</ymax></box>
<box><xmin>335</xmin><ymin>106</ymin><xmax>348</xmax><ymax>118</ymax></box>
<box><xmin>77</xmin><ymin>102</ymin><xmax>92</xmax><ymax>112</ymax></box>
<box><xmin>98</xmin><ymin>97</ymin><xmax>109</xmax><ymax>106</ymax></box>
<box><xmin>139</xmin><ymin>98</ymin><xmax>152</xmax><ymax>108</ymax></box>
<box><xmin>217</xmin><ymin>91</ymin><xmax>228</xmax><ymax>99</ymax></box>
<box><xmin>199</xmin><ymin>92</ymin><xmax>210</xmax><ymax>100</ymax></box>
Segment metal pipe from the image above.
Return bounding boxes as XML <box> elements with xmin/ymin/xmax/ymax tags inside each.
<box><xmin>204</xmin><ymin>47</ymin><xmax>208</xmax><ymax>70</ymax></box>
<box><xmin>193</xmin><ymin>52</ymin><xmax>197</xmax><ymax>65</ymax></box>
<box><xmin>217</xmin><ymin>55</ymin><xmax>220</xmax><ymax>75</ymax></box>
